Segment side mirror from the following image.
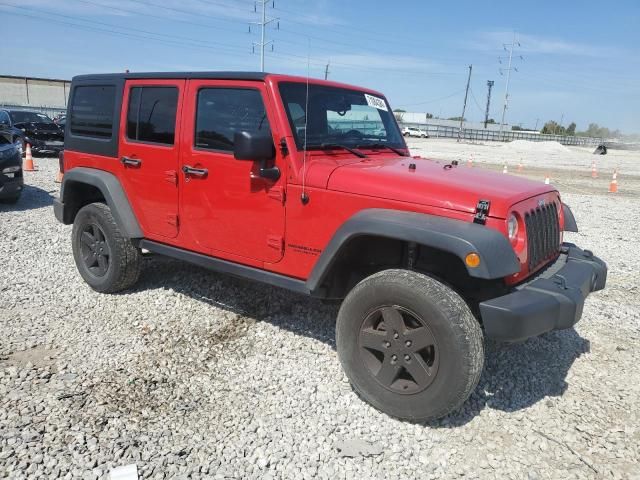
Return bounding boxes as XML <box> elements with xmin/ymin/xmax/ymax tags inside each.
<box><xmin>233</xmin><ymin>131</ymin><xmax>275</xmax><ymax>162</ymax></box>
<box><xmin>233</xmin><ymin>131</ymin><xmax>280</xmax><ymax>181</ymax></box>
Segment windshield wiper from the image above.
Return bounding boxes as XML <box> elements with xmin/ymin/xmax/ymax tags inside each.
<box><xmin>305</xmin><ymin>143</ymin><xmax>367</xmax><ymax>158</ymax></box>
<box><xmin>356</xmin><ymin>143</ymin><xmax>408</xmax><ymax>156</ymax></box>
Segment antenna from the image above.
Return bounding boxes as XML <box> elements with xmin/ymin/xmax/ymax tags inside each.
<box><xmin>300</xmin><ymin>38</ymin><xmax>311</xmax><ymax>205</ymax></box>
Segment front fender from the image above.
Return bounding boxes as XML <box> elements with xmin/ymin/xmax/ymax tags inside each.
<box><xmin>306</xmin><ymin>208</ymin><xmax>520</xmax><ymax>294</ymax></box>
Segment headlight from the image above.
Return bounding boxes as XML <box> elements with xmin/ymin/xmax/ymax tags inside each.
<box><xmin>507</xmin><ymin>213</ymin><xmax>518</xmax><ymax>243</ymax></box>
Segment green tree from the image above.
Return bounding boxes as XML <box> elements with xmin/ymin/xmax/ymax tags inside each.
<box><xmin>393</xmin><ymin>109</ymin><xmax>406</xmax><ymax>112</ymax></box>
<box><xmin>541</xmin><ymin>120</ymin><xmax>565</xmax><ymax>135</ymax></box>
<box><xmin>566</xmin><ymin>122</ymin><xmax>576</xmax><ymax>135</ymax></box>
<box><xmin>426</xmin><ymin>113</ymin><xmax>433</xmax><ymax>119</ymax></box>
<box><xmin>394</xmin><ymin>111</ymin><xmax>405</xmax><ymax>122</ymax></box>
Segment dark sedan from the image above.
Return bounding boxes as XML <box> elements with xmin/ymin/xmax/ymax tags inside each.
<box><xmin>1</xmin><ymin>109</ymin><xmax>64</xmax><ymax>155</ymax></box>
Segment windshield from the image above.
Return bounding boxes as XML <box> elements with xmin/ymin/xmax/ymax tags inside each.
<box><xmin>9</xmin><ymin>111</ymin><xmax>55</xmax><ymax>124</ymax></box>
<box><xmin>279</xmin><ymin>82</ymin><xmax>405</xmax><ymax>150</ymax></box>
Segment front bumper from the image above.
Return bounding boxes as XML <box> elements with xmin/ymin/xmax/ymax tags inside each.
<box><xmin>27</xmin><ymin>137</ymin><xmax>64</xmax><ymax>154</ymax></box>
<box><xmin>480</xmin><ymin>244</ymin><xmax>607</xmax><ymax>342</ymax></box>
<box><xmin>0</xmin><ymin>173</ymin><xmax>24</xmax><ymax>199</ymax></box>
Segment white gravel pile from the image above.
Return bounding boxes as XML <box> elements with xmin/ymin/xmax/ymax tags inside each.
<box><xmin>409</xmin><ymin>138</ymin><xmax>640</xmax><ymax>176</ymax></box>
<box><xmin>1</xmin><ymin>158</ymin><xmax>639</xmax><ymax>479</ymax></box>
<box><xmin>500</xmin><ymin>140</ymin><xmax>571</xmax><ymax>155</ymax></box>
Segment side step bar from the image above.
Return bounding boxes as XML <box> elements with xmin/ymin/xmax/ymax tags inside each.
<box><xmin>138</xmin><ymin>239</ymin><xmax>310</xmax><ymax>295</ymax></box>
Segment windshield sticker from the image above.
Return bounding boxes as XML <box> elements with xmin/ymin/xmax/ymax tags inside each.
<box><xmin>364</xmin><ymin>94</ymin><xmax>388</xmax><ymax>112</ymax></box>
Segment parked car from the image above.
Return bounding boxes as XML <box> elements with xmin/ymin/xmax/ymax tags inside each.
<box><xmin>402</xmin><ymin>126</ymin><xmax>429</xmax><ymax>138</ymax></box>
<box><xmin>54</xmin><ymin>72</ymin><xmax>607</xmax><ymax>421</ymax></box>
<box><xmin>1</xmin><ymin>108</ymin><xmax>64</xmax><ymax>155</ymax></box>
<box><xmin>0</xmin><ymin>119</ymin><xmax>23</xmax><ymax>203</ymax></box>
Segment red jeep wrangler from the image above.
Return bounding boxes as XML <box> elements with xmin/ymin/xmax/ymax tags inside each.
<box><xmin>54</xmin><ymin>72</ymin><xmax>607</xmax><ymax>421</ymax></box>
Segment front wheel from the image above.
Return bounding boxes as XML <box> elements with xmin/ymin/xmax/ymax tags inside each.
<box><xmin>336</xmin><ymin>269</ymin><xmax>483</xmax><ymax>421</ymax></box>
<box><xmin>72</xmin><ymin>202</ymin><xmax>142</xmax><ymax>293</ymax></box>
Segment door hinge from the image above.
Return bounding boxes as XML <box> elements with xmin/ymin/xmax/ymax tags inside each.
<box><xmin>267</xmin><ymin>186</ymin><xmax>285</xmax><ymax>204</ymax></box>
<box><xmin>267</xmin><ymin>235</ymin><xmax>284</xmax><ymax>255</ymax></box>
<box><xmin>165</xmin><ymin>170</ymin><xmax>178</xmax><ymax>186</ymax></box>
<box><xmin>167</xmin><ymin>214</ymin><xmax>179</xmax><ymax>227</ymax></box>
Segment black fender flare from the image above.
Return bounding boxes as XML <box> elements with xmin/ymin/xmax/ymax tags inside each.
<box><xmin>562</xmin><ymin>203</ymin><xmax>578</xmax><ymax>232</ymax></box>
<box><xmin>55</xmin><ymin>167</ymin><xmax>143</xmax><ymax>238</ymax></box>
<box><xmin>305</xmin><ymin>208</ymin><xmax>520</xmax><ymax>294</ymax></box>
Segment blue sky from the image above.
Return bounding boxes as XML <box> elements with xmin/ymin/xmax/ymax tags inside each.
<box><xmin>1</xmin><ymin>0</ymin><xmax>638</xmax><ymax>133</ymax></box>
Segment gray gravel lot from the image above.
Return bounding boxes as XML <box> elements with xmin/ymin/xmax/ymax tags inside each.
<box><xmin>1</xmin><ymin>154</ymin><xmax>639</xmax><ymax>480</ymax></box>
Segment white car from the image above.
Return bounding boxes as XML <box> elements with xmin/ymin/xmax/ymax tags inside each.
<box><xmin>402</xmin><ymin>126</ymin><xmax>429</xmax><ymax>138</ymax></box>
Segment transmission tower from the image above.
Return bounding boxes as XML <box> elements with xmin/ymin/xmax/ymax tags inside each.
<box><xmin>497</xmin><ymin>33</ymin><xmax>523</xmax><ymax>140</ymax></box>
<box><xmin>484</xmin><ymin>80</ymin><xmax>494</xmax><ymax>129</ymax></box>
<box><xmin>249</xmin><ymin>0</ymin><xmax>279</xmax><ymax>72</ymax></box>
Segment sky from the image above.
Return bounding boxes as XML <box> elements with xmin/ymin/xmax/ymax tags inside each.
<box><xmin>1</xmin><ymin>0</ymin><xmax>639</xmax><ymax>133</ymax></box>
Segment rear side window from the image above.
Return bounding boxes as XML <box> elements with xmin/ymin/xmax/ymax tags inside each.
<box><xmin>127</xmin><ymin>87</ymin><xmax>178</xmax><ymax>145</ymax></box>
<box><xmin>70</xmin><ymin>85</ymin><xmax>116</xmax><ymax>138</ymax></box>
<box><xmin>195</xmin><ymin>88</ymin><xmax>270</xmax><ymax>152</ymax></box>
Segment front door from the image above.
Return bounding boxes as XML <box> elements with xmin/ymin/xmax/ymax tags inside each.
<box><xmin>179</xmin><ymin>80</ymin><xmax>286</xmax><ymax>264</ymax></box>
<box><xmin>118</xmin><ymin>79</ymin><xmax>184</xmax><ymax>239</ymax></box>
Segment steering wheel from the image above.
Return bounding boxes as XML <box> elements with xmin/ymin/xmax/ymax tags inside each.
<box><xmin>343</xmin><ymin>129</ymin><xmax>364</xmax><ymax>139</ymax></box>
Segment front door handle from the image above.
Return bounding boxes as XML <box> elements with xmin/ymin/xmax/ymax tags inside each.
<box><xmin>121</xmin><ymin>156</ymin><xmax>141</xmax><ymax>167</ymax></box>
<box><xmin>182</xmin><ymin>165</ymin><xmax>208</xmax><ymax>178</ymax></box>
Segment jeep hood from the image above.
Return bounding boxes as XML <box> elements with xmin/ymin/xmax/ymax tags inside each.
<box><xmin>327</xmin><ymin>156</ymin><xmax>555</xmax><ymax>219</ymax></box>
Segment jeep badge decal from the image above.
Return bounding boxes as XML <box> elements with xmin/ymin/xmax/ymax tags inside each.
<box><xmin>473</xmin><ymin>199</ymin><xmax>491</xmax><ymax>225</ymax></box>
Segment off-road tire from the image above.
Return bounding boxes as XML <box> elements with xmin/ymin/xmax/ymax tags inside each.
<box><xmin>336</xmin><ymin>269</ymin><xmax>484</xmax><ymax>421</ymax></box>
<box><xmin>72</xmin><ymin>202</ymin><xmax>142</xmax><ymax>293</ymax></box>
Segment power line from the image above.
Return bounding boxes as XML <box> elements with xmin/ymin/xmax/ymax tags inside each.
<box><xmin>394</xmin><ymin>89</ymin><xmax>466</xmax><ymax>108</ymax></box>
<box><xmin>0</xmin><ymin>6</ymin><xmax>253</xmax><ymax>61</ymax></box>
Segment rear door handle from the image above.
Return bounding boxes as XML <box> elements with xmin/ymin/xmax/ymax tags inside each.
<box><xmin>121</xmin><ymin>156</ymin><xmax>142</xmax><ymax>167</ymax></box>
<box><xmin>182</xmin><ymin>165</ymin><xmax>208</xmax><ymax>178</ymax></box>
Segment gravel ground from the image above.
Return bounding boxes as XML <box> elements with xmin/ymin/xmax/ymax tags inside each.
<box><xmin>1</xmin><ymin>153</ymin><xmax>639</xmax><ymax>480</ymax></box>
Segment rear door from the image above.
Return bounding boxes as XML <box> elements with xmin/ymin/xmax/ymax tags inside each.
<box><xmin>118</xmin><ymin>79</ymin><xmax>184</xmax><ymax>239</ymax></box>
<box><xmin>179</xmin><ymin>80</ymin><xmax>286</xmax><ymax>263</ymax></box>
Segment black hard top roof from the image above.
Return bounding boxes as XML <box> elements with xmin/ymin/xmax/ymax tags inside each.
<box><xmin>72</xmin><ymin>71</ymin><xmax>268</xmax><ymax>82</ymax></box>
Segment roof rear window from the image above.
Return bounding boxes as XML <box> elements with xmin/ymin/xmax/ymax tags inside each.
<box><xmin>70</xmin><ymin>85</ymin><xmax>116</xmax><ymax>139</ymax></box>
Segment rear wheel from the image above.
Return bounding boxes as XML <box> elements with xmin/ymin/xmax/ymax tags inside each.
<box><xmin>336</xmin><ymin>269</ymin><xmax>483</xmax><ymax>421</ymax></box>
<box><xmin>72</xmin><ymin>202</ymin><xmax>142</xmax><ymax>293</ymax></box>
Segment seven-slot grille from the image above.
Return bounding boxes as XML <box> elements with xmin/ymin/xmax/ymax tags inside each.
<box><xmin>524</xmin><ymin>201</ymin><xmax>560</xmax><ymax>271</ymax></box>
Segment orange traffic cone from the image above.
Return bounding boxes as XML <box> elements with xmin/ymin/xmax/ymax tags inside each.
<box><xmin>502</xmin><ymin>164</ymin><xmax>508</xmax><ymax>174</ymax></box>
<box><xmin>23</xmin><ymin>143</ymin><xmax>37</xmax><ymax>171</ymax></box>
<box><xmin>55</xmin><ymin>171</ymin><xmax>64</xmax><ymax>183</ymax></box>
<box><xmin>609</xmin><ymin>170</ymin><xmax>618</xmax><ymax>193</ymax></box>
<box><xmin>544</xmin><ymin>174</ymin><xmax>550</xmax><ymax>185</ymax></box>
<box><xmin>591</xmin><ymin>160</ymin><xmax>598</xmax><ymax>178</ymax></box>
<box><xmin>517</xmin><ymin>160</ymin><xmax>523</xmax><ymax>172</ymax></box>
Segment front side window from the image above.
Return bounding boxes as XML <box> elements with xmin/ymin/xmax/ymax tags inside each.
<box><xmin>195</xmin><ymin>88</ymin><xmax>270</xmax><ymax>152</ymax></box>
<box><xmin>278</xmin><ymin>82</ymin><xmax>405</xmax><ymax>150</ymax></box>
<box><xmin>70</xmin><ymin>85</ymin><xmax>115</xmax><ymax>138</ymax></box>
<box><xmin>126</xmin><ymin>86</ymin><xmax>178</xmax><ymax>145</ymax></box>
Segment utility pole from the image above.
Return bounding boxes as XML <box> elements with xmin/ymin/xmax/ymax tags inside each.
<box><xmin>484</xmin><ymin>80</ymin><xmax>494</xmax><ymax>129</ymax></box>
<box><xmin>534</xmin><ymin>118</ymin><xmax>540</xmax><ymax>131</ymax></box>
<box><xmin>498</xmin><ymin>32</ymin><xmax>522</xmax><ymax>141</ymax></box>
<box><xmin>324</xmin><ymin>61</ymin><xmax>330</xmax><ymax>80</ymax></box>
<box><xmin>457</xmin><ymin>64</ymin><xmax>472</xmax><ymax>142</ymax></box>
<box><xmin>250</xmin><ymin>0</ymin><xmax>279</xmax><ymax>72</ymax></box>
